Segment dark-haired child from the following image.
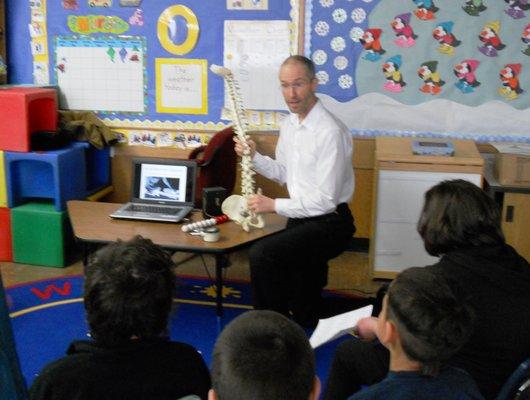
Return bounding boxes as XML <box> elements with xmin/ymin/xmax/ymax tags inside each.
<box><xmin>210</xmin><ymin>310</ymin><xmax>320</xmax><ymax>400</ymax></box>
<box><xmin>349</xmin><ymin>267</ymin><xmax>484</xmax><ymax>400</ymax></box>
<box><xmin>30</xmin><ymin>236</ymin><xmax>211</xmax><ymax>400</ymax></box>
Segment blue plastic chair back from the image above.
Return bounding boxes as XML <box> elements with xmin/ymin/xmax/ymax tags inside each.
<box><xmin>496</xmin><ymin>358</ymin><xmax>530</xmax><ymax>400</ymax></box>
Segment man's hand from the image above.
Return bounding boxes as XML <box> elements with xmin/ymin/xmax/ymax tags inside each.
<box><xmin>234</xmin><ymin>137</ymin><xmax>256</xmax><ymax>158</ymax></box>
<box><xmin>353</xmin><ymin>317</ymin><xmax>379</xmax><ymax>341</ymax></box>
<box><xmin>247</xmin><ymin>194</ymin><xmax>275</xmax><ymax>214</ymax></box>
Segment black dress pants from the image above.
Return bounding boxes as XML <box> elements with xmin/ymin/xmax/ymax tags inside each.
<box><xmin>248</xmin><ymin>203</ymin><xmax>355</xmax><ymax>328</ymax></box>
<box><xmin>323</xmin><ymin>339</ymin><xmax>390</xmax><ymax>400</ymax></box>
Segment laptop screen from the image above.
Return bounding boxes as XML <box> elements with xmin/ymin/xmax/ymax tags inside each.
<box><xmin>131</xmin><ymin>158</ymin><xmax>196</xmax><ymax>206</ymax></box>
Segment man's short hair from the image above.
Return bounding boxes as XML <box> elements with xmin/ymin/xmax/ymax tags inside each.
<box><xmin>211</xmin><ymin>310</ymin><xmax>315</xmax><ymax>400</ymax></box>
<box><xmin>387</xmin><ymin>267</ymin><xmax>474</xmax><ymax>376</ymax></box>
<box><xmin>281</xmin><ymin>55</ymin><xmax>316</xmax><ymax>80</ymax></box>
<box><xmin>417</xmin><ymin>179</ymin><xmax>505</xmax><ymax>256</ymax></box>
<box><xmin>84</xmin><ymin>235</ymin><xmax>176</xmax><ymax>346</ymax></box>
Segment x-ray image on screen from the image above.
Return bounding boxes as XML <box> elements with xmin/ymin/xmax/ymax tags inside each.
<box><xmin>143</xmin><ymin>176</ymin><xmax>180</xmax><ymax>200</ymax></box>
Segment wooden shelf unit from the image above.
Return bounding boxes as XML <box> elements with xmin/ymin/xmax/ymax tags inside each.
<box><xmin>483</xmin><ymin>153</ymin><xmax>530</xmax><ymax>262</ymax></box>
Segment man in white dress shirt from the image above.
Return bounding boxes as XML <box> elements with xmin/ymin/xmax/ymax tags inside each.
<box><xmin>235</xmin><ymin>55</ymin><xmax>356</xmax><ymax>328</ymax></box>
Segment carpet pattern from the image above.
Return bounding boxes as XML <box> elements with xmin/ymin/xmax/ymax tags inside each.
<box><xmin>7</xmin><ymin>275</ymin><xmax>363</xmax><ymax>391</ymax></box>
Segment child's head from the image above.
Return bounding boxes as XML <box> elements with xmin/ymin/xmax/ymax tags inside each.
<box><xmin>376</xmin><ymin>267</ymin><xmax>474</xmax><ymax>375</ymax></box>
<box><xmin>84</xmin><ymin>235</ymin><xmax>176</xmax><ymax>346</ymax></box>
<box><xmin>210</xmin><ymin>310</ymin><xmax>320</xmax><ymax>400</ymax></box>
<box><xmin>417</xmin><ymin>179</ymin><xmax>504</xmax><ymax>256</ymax></box>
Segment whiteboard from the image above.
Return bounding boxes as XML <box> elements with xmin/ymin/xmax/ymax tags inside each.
<box><xmin>224</xmin><ymin>20</ymin><xmax>291</xmax><ymax>111</ymax></box>
<box><xmin>55</xmin><ymin>36</ymin><xmax>146</xmax><ymax>113</ymax></box>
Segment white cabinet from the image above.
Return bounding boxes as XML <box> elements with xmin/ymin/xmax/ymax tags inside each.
<box><xmin>370</xmin><ymin>137</ymin><xmax>484</xmax><ymax>279</ymax></box>
<box><xmin>373</xmin><ymin>170</ymin><xmax>482</xmax><ymax>275</ymax></box>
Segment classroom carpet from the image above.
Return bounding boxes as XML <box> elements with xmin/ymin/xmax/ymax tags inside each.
<box><xmin>7</xmin><ymin>274</ymin><xmax>370</xmax><ymax>390</ymax></box>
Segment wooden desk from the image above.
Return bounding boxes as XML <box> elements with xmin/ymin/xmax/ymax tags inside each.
<box><xmin>483</xmin><ymin>154</ymin><xmax>530</xmax><ymax>261</ymax></box>
<box><xmin>67</xmin><ymin>200</ymin><xmax>287</xmax><ymax>317</ymax></box>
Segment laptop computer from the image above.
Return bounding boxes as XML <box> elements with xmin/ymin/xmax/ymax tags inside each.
<box><xmin>110</xmin><ymin>157</ymin><xmax>197</xmax><ymax>223</ymax></box>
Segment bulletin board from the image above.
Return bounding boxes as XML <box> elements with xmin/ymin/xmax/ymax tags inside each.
<box><xmin>304</xmin><ymin>0</ymin><xmax>530</xmax><ymax>142</ymax></box>
<box><xmin>7</xmin><ymin>0</ymin><xmax>298</xmax><ymax>132</ymax></box>
<box><xmin>6</xmin><ymin>0</ymin><xmax>529</xmax><ymax>141</ymax></box>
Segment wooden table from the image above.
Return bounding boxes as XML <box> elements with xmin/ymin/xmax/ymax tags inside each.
<box><xmin>67</xmin><ymin>200</ymin><xmax>287</xmax><ymax>317</ymax></box>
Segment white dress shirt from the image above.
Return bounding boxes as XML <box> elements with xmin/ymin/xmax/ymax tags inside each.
<box><xmin>252</xmin><ymin>100</ymin><xmax>354</xmax><ymax>218</ymax></box>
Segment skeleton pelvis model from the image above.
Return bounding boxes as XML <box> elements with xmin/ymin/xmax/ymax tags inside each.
<box><xmin>210</xmin><ymin>64</ymin><xmax>265</xmax><ymax>232</ymax></box>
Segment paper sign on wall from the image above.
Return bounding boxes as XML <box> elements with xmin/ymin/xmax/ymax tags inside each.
<box><xmin>224</xmin><ymin>20</ymin><xmax>291</xmax><ymax>111</ymax></box>
<box><xmin>55</xmin><ymin>36</ymin><xmax>146</xmax><ymax>113</ymax></box>
<box><xmin>155</xmin><ymin>58</ymin><xmax>208</xmax><ymax>114</ymax></box>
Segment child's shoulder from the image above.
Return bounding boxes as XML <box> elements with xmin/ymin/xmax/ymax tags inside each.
<box><xmin>348</xmin><ymin>368</ymin><xmax>484</xmax><ymax>400</ymax></box>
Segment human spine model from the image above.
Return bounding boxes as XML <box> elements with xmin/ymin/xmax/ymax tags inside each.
<box><xmin>210</xmin><ymin>64</ymin><xmax>265</xmax><ymax>232</ymax></box>
<box><xmin>181</xmin><ymin>215</ymin><xmax>229</xmax><ymax>233</ymax></box>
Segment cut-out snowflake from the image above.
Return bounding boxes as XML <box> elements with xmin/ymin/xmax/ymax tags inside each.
<box><xmin>350</xmin><ymin>27</ymin><xmax>364</xmax><ymax>42</ymax></box>
<box><xmin>312</xmin><ymin>49</ymin><xmax>328</xmax><ymax>65</ymax></box>
<box><xmin>316</xmin><ymin>71</ymin><xmax>329</xmax><ymax>84</ymax></box>
<box><xmin>332</xmin><ymin>8</ymin><xmax>347</xmax><ymax>23</ymax></box>
<box><xmin>319</xmin><ymin>0</ymin><xmax>334</xmax><ymax>7</ymax></box>
<box><xmin>315</xmin><ymin>21</ymin><xmax>330</xmax><ymax>36</ymax></box>
<box><xmin>330</xmin><ymin>36</ymin><xmax>346</xmax><ymax>52</ymax></box>
<box><xmin>334</xmin><ymin>56</ymin><xmax>348</xmax><ymax>70</ymax></box>
<box><xmin>351</xmin><ymin>8</ymin><xmax>366</xmax><ymax>23</ymax></box>
<box><xmin>338</xmin><ymin>74</ymin><xmax>353</xmax><ymax>89</ymax></box>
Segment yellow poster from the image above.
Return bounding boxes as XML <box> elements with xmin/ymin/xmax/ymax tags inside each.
<box><xmin>155</xmin><ymin>58</ymin><xmax>208</xmax><ymax>114</ymax></box>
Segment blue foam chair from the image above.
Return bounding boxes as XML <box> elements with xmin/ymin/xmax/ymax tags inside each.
<box><xmin>5</xmin><ymin>142</ymin><xmax>87</xmax><ymax>211</ymax></box>
<box><xmin>76</xmin><ymin>142</ymin><xmax>111</xmax><ymax>195</ymax></box>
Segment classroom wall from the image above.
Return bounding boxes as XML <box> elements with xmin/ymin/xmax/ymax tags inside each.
<box><xmin>6</xmin><ymin>0</ymin><xmax>294</xmax><ymax>132</ymax></box>
<box><xmin>5</xmin><ymin>1</ymin><xmax>529</xmax><ymax>142</ymax></box>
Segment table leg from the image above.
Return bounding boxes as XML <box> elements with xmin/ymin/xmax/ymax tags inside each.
<box><xmin>215</xmin><ymin>253</ymin><xmax>224</xmax><ymax>321</ymax></box>
<box><xmin>82</xmin><ymin>242</ymin><xmax>89</xmax><ymax>268</ymax></box>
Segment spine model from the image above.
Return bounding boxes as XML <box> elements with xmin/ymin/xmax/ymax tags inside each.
<box><xmin>181</xmin><ymin>214</ymin><xmax>229</xmax><ymax>233</ymax></box>
<box><xmin>210</xmin><ymin>64</ymin><xmax>265</xmax><ymax>232</ymax></box>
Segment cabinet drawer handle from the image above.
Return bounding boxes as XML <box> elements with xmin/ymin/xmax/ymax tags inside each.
<box><xmin>505</xmin><ymin>205</ymin><xmax>514</xmax><ymax>223</ymax></box>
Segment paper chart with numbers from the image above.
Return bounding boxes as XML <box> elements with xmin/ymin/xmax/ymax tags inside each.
<box><xmin>55</xmin><ymin>36</ymin><xmax>146</xmax><ymax>113</ymax></box>
<box><xmin>224</xmin><ymin>20</ymin><xmax>290</xmax><ymax>111</ymax></box>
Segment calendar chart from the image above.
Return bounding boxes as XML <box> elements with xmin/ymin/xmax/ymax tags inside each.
<box><xmin>55</xmin><ymin>36</ymin><xmax>146</xmax><ymax>113</ymax></box>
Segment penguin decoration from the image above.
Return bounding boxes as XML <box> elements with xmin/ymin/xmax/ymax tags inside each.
<box><xmin>391</xmin><ymin>13</ymin><xmax>417</xmax><ymax>48</ymax></box>
<box><xmin>382</xmin><ymin>55</ymin><xmax>406</xmax><ymax>93</ymax></box>
<box><xmin>432</xmin><ymin>21</ymin><xmax>461</xmax><ymax>56</ymax></box>
<box><xmin>499</xmin><ymin>64</ymin><xmax>524</xmax><ymax>100</ymax></box>
<box><xmin>462</xmin><ymin>0</ymin><xmax>487</xmax><ymax>16</ymax></box>
<box><xmin>454</xmin><ymin>59</ymin><xmax>480</xmax><ymax>94</ymax></box>
<box><xmin>504</xmin><ymin>0</ymin><xmax>530</xmax><ymax>20</ymax></box>
<box><xmin>521</xmin><ymin>23</ymin><xmax>530</xmax><ymax>56</ymax></box>
<box><xmin>412</xmin><ymin>0</ymin><xmax>439</xmax><ymax>21</ymax></box>
<box><xmin>478</xmin><ymin>21</ymin><xmax>505</xmax><ymax>57</ymax></box>
<box><xmin>360</xmin><ymin>28</ymin><xmax>386</xmax><ymax>62</ymax></box>
<box><xmin>418</xmin><ymin>60</ymin><xmax>445</xmax><ymax>95</ymax></box>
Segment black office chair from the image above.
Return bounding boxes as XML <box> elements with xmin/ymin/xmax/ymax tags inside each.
<box><xmin>496</xmin><ymin>358</ymin><xmax>530</xmax><ymax>400</ymax></box>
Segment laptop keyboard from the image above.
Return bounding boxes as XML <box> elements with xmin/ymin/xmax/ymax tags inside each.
<box><xmin>129</xmin><ymin>205</ymin><xmax>182</xmax><ymax>215</ymax></box>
